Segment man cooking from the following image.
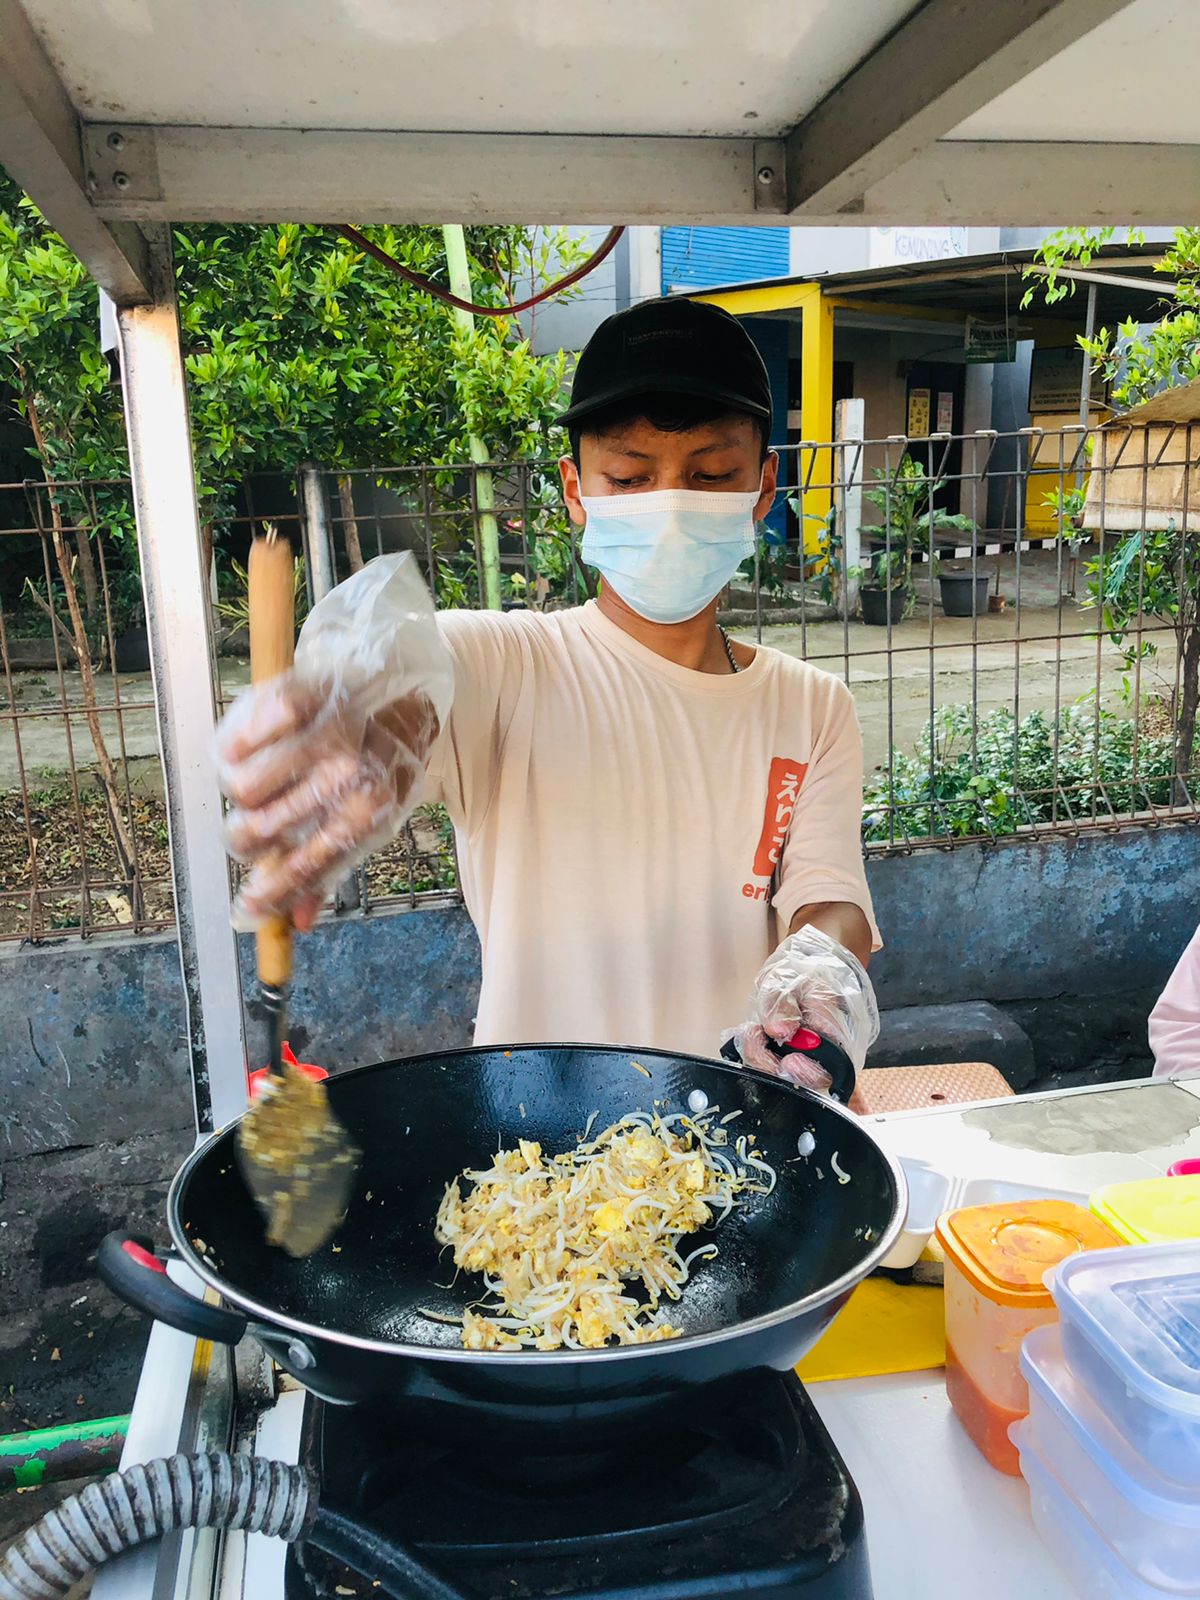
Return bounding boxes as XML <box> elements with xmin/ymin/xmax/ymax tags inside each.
<box><xmin>217</xmin><ymin>299</ymin><xmax>880</xmax><ymax>1098</ymax></box>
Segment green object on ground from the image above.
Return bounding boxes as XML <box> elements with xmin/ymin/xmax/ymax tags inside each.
<box><xmin>0</xmin><ymin>1414</ymin><xmax>129</xmax><ymax>1493</ymax></box>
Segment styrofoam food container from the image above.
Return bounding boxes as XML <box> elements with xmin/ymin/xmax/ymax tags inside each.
<box><xmin>880</xmin><ymin>1158</ymin><xmax>952</xmax><ymax>1269</ymax></box>
<box><xmin>879</xmin><ymin>1164</ymin><xmax>1085</xmax><ymax>1272</ymax></box>
<box><xmin>1053</xmin><ymin>1242</ymin><xmax>1200</xmax><ymax>1483</ymax></box>
<box><xmin>1015</xmin><ymin>1325</ymin><xmax>1200</xmax><ymax>1591</ymax></box>
<box><xmin>956</xmin><ymin>1177</ymin><xmax>1085</xmax><ymax>1209</ymax></box>
<box><xmin>1017</xmin><ymin>1437</ymin><xmax>1196</xmax><ymax>1600</ymax></box>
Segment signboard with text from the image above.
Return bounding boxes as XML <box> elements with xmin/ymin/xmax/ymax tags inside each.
<box><xmin>1029</xmin><ymin>346</ymin><xmax>1107</xmax><ymax>412</ymax></box>
<box><xmin>907</xmin><ymin>388</ymin><xmax>931</xmax><ymax>438</ymax></box>
<box><xmin>868</xmin><ymin>227</ymin><xmax>968</xmax><ymax>267</ymax></box>
<box><xmin>965</xmin><ymin>315</ymin><xmax>1017</xmax><ymax>364</ymax></box>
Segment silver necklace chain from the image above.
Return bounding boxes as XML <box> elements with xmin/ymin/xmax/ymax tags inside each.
<box><xmin>717</xmin><ymin>625</ymin><xmax>739</xmax><ymax>674</ymax></box>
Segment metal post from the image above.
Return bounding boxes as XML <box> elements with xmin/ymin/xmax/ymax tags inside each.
<box><xmin>116</xmin><ymin>287</ymin><xmax>248</xmax><ymax>1134</ymax></box>
<box><xmin>298</xmin><ymin>463</ymin><xmax>336</xmax><ymax>606</ymax></box>
<box><xmin>1077</xmin><ymin>281</ymin><xmax>1099</xmax><ymax>432</ymax></box>
<box><xmin>441</xmin><ymin>224</ymin><xmax>503</xmax><ymax>610</ymax></box>
<box><xmin>836</xmin><ymin>398</ymin><xmax>865</xmax><ymax>617</ymax></box>
<box><xmin>298</xmin><ymin>464</ymin><xmax>360</xmax><ymax>913</ymax></box>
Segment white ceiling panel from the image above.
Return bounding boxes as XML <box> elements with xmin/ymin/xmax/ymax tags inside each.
<box><xmin>18</xmin><ymin>0</ymin><xmax>918</xmax><ymax>138</ymax></box>
<box><xmin>949</xmin><ymin>0</ymin><xmax>1200</xmax><ymax>143</ymax></box>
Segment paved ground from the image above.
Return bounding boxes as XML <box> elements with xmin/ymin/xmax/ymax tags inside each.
<box><xmin>739</xmin><ymin>550</ymin><xmax>1176</xmax><ymax>773</ymax></box>
<box><xmin>0</xmin><ymin>551</ymin><xmax>1170</xmax><ymax>793</ymax></box>
<box><xmin>0</xmin><ymin>1128</ymin><xmax>192</xmax><ymax>1575</ymax></box>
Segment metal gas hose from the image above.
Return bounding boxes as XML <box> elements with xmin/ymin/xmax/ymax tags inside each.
<box><xmin>0</xmin><ymin>1453</ymin><xmax>311</xmax><ymax>1600</ymax></box>
<box><xmin>0</xmin><ymin>1450</ymin><xmax>468</xmax><ymax>1600</ymax></box>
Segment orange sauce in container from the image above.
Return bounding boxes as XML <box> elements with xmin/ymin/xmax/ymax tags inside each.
<box><xmin>935</xmin><ymin>1202</ymin><xmax>1123</xmax><ymax>1474</ymax></box>
<box><xmin>944</xmin><ymin>1339</ymin><xmax>1027</xmax><ymax>1474</ymax></box>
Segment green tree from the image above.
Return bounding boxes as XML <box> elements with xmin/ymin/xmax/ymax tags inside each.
<box><xmin>1025</xmin><ymin>227</ymin><xmax>1200</xmax><ymax>407</ymax></box>
<box><xmin>1025</xmin><ymin>227</ymin><xmax>1200</xmax><ymax>785</ymax></box>
<box><xmin>0</xmin><ymin>171</ymin><xmax>586</xmax><ymax>901</ymax></box>
<box><xmin>0</xmin><ymin>170</ymin><xmax>584</xmax><ymax>537</ymax></box>
<box><xmin>857</xmin><ymin>456</ymin><xmax>975</xmax><ymax>612</ymax></box>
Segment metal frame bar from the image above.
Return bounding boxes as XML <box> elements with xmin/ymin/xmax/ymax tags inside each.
<box><xmin>0</xmin><ymin>0</ymin><xmax>160</xmax><ymax>303</ymax></box>
<box><xmin>72</xmin><ymin>121</ymin><xmax>1200</xmax><ymax>231</ymax></box>
<box><xmin>81</xmin><ymin>124</ymin><xmax>783</xmax><ymax>224</ymax></box>
<box><xmin>864</xmin><ymin>139</ymin><xmax>1200</xmax><ymax>225</ymax></box>
<box><xmin>116</xmin><ymin>277</ymin><xmax>248</xmax><ymax>1133</ymax></box>
<box><xmin>783</xmin><ymin>0</ymin><xmax>1138</xmax><ymax>215</ymax></box>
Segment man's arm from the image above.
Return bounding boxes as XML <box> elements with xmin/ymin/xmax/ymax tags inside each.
<box><xmin>790</xmin><ymin>902</ymin><xmax>873</xmax><ymax>968</ymax></box>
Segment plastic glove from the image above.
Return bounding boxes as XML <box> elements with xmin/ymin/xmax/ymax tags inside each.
<box><xmin>216</xmin><ymin>552</ymin><xmax>454</xmax><ymax>929</ymax></box>
<box><xmin>725</xmin><ymin>926</ymin><xmax>879</xmax><ymax>1097</ymax></box>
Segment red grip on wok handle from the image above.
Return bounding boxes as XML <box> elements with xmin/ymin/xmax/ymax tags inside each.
<box><xmin>721</xmin><ymin>1028</ymin><xmax>856</xmax><ymax>1103</ymax></box>
<box><xmin>97</xmin><ymin>1231</ymin><xmax>248</xmax><ymax>1345</ymax></box>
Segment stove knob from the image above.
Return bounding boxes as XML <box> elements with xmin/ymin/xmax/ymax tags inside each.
<box><xmin>286</xmin><ymin>1337</ymin><xmax>317</xmax><ymax>1371</ymax></box>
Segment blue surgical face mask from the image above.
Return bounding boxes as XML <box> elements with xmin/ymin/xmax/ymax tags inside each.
<box><xmin>580</xmin><ymin>484</ymin><xmax>764</xmax><ymax>625</ymax></box>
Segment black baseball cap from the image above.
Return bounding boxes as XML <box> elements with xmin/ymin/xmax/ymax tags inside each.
<box><xmin>561</xmin><ymin>298</ymin><xmax>772</xmax><ymax>433</ymax></box>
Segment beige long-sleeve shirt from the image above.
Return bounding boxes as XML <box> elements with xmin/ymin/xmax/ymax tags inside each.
<box><xmin>427</xmin><ymin>602</ymin><xmax>877</xmax><ymax>1056</ymax></box>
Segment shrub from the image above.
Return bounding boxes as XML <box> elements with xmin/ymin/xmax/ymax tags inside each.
<box><xmin>863</xmin><ymin>703</ymin><xmax>1185</xmax><ymax>842</ymax></box>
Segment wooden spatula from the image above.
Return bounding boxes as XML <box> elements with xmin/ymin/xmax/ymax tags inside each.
<box><xmin>235</xmin><ymin>530</ymin><xmax>359</xmax><ymax>1257</ymax></box>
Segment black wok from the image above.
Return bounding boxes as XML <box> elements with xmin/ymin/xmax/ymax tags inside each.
<box><xmin>100</xmin><ymin>1045</ymin><xmax>905</xmax><ymax>1432</ymax></box>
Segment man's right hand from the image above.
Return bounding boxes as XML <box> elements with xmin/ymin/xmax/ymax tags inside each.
<box><xmin>217</xmin><ymin>678</ymin><xmax>440</xmax><ymax>929</ymax></box>
<box><xmin>214</xmin><ymin>552</ymin><xmax>455</xmax><ymax>930</ymax></box>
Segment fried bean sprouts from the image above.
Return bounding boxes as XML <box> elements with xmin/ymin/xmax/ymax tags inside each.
<box><xmin>433</xmin><ymin>1108</ymin><xmax>775</xmax><ymax>1351</ymax></box>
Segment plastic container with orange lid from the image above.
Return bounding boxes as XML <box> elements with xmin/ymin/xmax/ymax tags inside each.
<box><xmin>934</xmin><ymin>1200</ymin><xmax>1123</xmax><ymax>1475</ymax></box>
<box><xmin>1091</xmin><ymin>1175</ymin><xmax>1200</xmax><ymax>1244</ymax></box>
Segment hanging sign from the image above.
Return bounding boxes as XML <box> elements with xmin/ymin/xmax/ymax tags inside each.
<box><xmin>936</xmin><ymin>391</ymin><xmax>955</xmax><ymax>434</ymax></box>
<box><xmin>907</xmin><ymin>388</ymin><xmax>931</xmax><ymax>438</ymax></box>
<box><xmin>965</xmin><ymin>315</ymin><xmax>1017</xmax><ymax>364</ymax></box>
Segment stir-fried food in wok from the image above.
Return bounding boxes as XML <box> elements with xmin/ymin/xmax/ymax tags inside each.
<box><xmin>433</xmin><ymin>1107</ymin><xmax>776</xmax><ymax>1350</ymax></box>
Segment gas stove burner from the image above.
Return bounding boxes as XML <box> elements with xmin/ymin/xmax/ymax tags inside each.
<box><xmin>286</xmin><ymin>1369</ymin><xmax>871</xmax><ymax>1599</ymax></box>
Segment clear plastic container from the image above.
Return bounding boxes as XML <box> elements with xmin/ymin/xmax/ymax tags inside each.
<box><xmin>1015</xmin><ymin>1325</ymin><xmax>1200</xmax><ymax>1590</ymax></box>
<box><xmin>1091</xmin><ymin>1175</ymin><xmax>1200</xmax><ymax>1244</ymax></box>
<box><xmin>1053</xmin><ymin>1242</ymin><xmax>1200</xmax><ymax>1483</ymax></box>
<box><xmin>1018</xmin><ymin>1441</ymin><xmax>1194</xmax><ymax>1600</ymax></box>
<box><xmin>935</xmin><ymin>1201</ymin><xmax>1122</xmax><ymax>1474</ymax></box>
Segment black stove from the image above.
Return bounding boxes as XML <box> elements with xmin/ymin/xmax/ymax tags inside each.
<box><xmin>285</xmin><ymin>1369</ymin><xmax>872</xmax><ymax>1599</ymax></box>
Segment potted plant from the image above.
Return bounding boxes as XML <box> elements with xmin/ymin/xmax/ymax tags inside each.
<box><xmin>857</xmin><ymin>550</ymin><xmax>908</xmax><ymax>626</ymax></box>
<box><xmin>936</xmin><ymin>559</ymin><xmax>991</xmax><ymax>617</ymax></box>
<box><xmin>859</xmin><ymin>457</ymin><xmax>977</xmax><ymax>626</ymax></box>
<box><xmin>107</xmin><ymin>562</ymin><xmax>150</xmax><ymax>673</ymax></box>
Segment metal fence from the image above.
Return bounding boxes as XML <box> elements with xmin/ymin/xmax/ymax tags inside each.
<box><xmin>3</xmin><ymin>418</ymin><xmax>1198</xmax><ymax>942</ymax></box>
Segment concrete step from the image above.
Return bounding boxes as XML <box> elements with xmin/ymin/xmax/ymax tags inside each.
<box><xmin>868</xmin><ymin>999</ymin><xmax>1036</xmax><ymax>1090</ymax></box>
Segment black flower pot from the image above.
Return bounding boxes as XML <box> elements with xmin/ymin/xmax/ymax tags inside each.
<box><xmin>938</xmin><ymin>572</ymin><xmax>990</xmax><ymax>618</ymax></box>
<box><xmin>860</xmin><ymin>586</ymin><xmax>906</xmax><ymax>626</ymax></box>
<box><xmin>114</xmin><ymin>625</ymin><xmax>151</xmax><ymax>673</ymax></box>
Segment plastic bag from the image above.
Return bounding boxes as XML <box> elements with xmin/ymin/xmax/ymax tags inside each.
<box><xmin>216</xmin><ymin>552</ymin><xmax>454</xmax><ymax>927</ymax></box>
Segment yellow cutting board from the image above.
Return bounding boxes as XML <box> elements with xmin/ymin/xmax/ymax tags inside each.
<box><xmin>797</xmin><ymin>1278</ymin><xmax>945</xmax><ymax>1383</ymax></box>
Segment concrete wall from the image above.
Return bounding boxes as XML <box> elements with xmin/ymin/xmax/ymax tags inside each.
<box><xmin>5</xmin><ymin>823</ymin><xmax>1198</xmax><ymax>1157</ymax></box>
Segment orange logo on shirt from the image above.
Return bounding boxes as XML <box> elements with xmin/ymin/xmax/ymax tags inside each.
<box><xmin>751</xmin><ymin>757</ymin><xmax>808</xmax><ymax>879</ymax></box>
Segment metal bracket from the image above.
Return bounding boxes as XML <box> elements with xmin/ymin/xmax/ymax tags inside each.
<box><xmin>752</xmin><ymin>141</ymin><xmax>787</xmax><ymax>214</ymax></box>
<box><xmin>82</xmin><ymin>123</ymin><xmax>162</xmax><ymax>205</ymax></box>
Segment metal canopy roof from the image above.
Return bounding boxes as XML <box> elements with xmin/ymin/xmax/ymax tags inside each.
<box><xmin>689</xmin><ymin>244</ymin><xmax>1175</xmax><ymax>327</ymax></box>
<box><xmin>3</xmin><ymin>0</ymin><xmax>1200</xmax><ymax>306</ymax></box>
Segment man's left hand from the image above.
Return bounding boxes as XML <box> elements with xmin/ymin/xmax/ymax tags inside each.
<box><xmin>725</xmin><ymin>926</ymin><xmax>879</xmax><ymax>1103</ymax></box>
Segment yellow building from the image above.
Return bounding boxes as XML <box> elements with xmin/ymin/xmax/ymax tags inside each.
<box><xmin>686</xmin><ymin>246</ymin><xmax>1167</xmax><ymax>543</ymax></box>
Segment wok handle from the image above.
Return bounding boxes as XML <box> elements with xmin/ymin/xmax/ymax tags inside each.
<box><xmin>97</xmin><ymin>1231</ymin><xmax>249</xmax><ymax>1345</ymax></box>
<box><xmin>721</xmin><ymin>1027</ymin><xmax>857</xmax><ymax>1104</ymax></box>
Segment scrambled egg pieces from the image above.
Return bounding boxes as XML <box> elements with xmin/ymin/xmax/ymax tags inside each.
<box><xmin>433</xmin><ymin>1112</ymin><xmax>773</xmax><ymax>1351</ymax></box>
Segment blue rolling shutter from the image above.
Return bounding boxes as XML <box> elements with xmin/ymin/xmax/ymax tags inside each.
<box><xmin>661</xmin><ymin>228</ymin><xmax>789</xmax><ymax>292</ymax></box>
